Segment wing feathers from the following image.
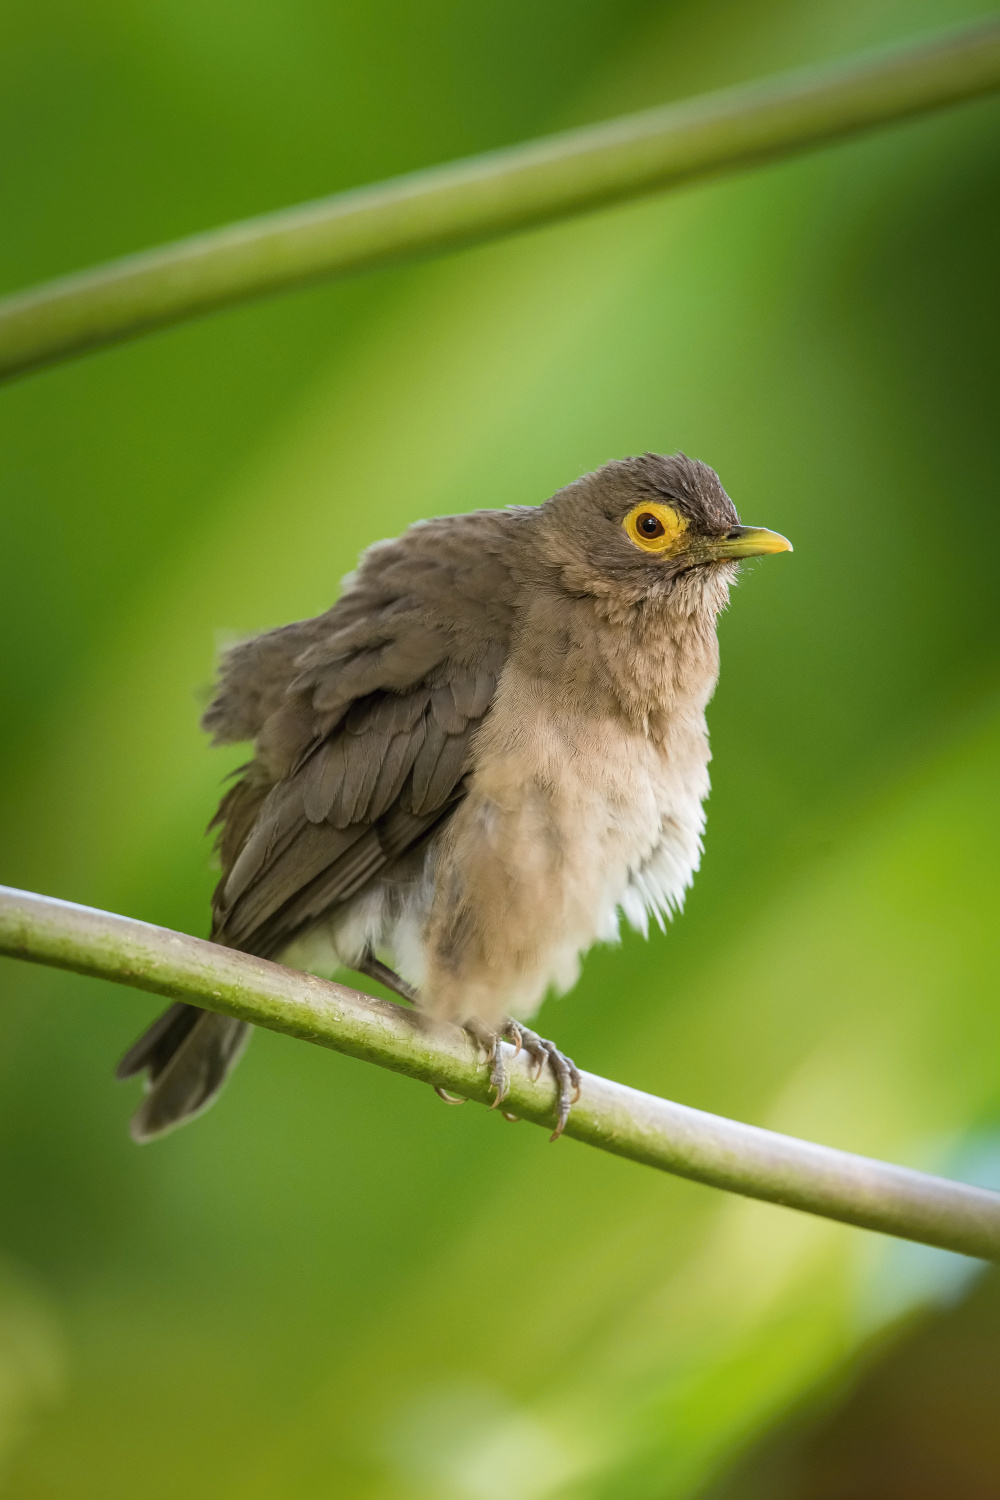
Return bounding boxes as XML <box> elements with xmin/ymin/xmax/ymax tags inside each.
<box><xmin>431</xmin><ymin>684</ymin><xmax>467</xmax><ymax>734</ymax></box>
<box><xmin>218</xmin><ymin>820</ymin><xmax>368</xmax><ymax>948</ymax></box>
<box><xmin>407</xmin><ymin>716</ymin><xmax>449</xmax><ymax>812</ymax></box>
<box><xmin>333</xmin><ymin>734</ymin><xmax>385</xmax><ymax>826</ymax></box>
<box><xmin>302</xmin><ymin>735</ymin><xmax>348</xmax><ymax>823</ymax></box>
<box><xmin>202</xmin><ymin>508</ymin><xmax>528</xmax><ymax>960</ymax></box>
<box><xmin>366</xmin><ymin>727</ymin><xmax>423</xmax><ymax>821</ymax></box>
<box><xmin>123</xmin><ymin>508</ymin><xmax>528</xmax><ymax>1138</ymax></box>
<box><xmin>214</xmin><ymin>683</ymin><xmax>480</xmax><ymax>956</ymax></box>
<box><xmin>417</xmin><ymin>727</ymin><xmax>473</xmax><ymax>814</ymax></box>
<box><xmin>450</xmin><ymin>665</ymin><xmax>499</xmax><ymax>719</ymax></box>
<box><xmin>221</xmin><ymin>779</ymin><xmax>309</xmax><ymax>909</ymax></box>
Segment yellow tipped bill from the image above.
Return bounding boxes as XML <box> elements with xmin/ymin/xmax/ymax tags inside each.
<box><xmin>707</xmin><ymin>525</ymin><xmax>792</xmax><ymax>560</ymax></box>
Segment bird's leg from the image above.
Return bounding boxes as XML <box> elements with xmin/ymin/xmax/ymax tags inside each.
<box><xmin>353</xmin><ymin>954</ymin><xmax>579</xmax><ymax>1132</ymax></box>
<box><xmin>355</xmin><ymin>948</ymin><xmax>420</xmax><ymax>1004</ymax></box>
<box><xmin>356</xmin><ymin>950</ymin><xmax>465</xmax><ymax>1104</ymax></box>
<box><xmin>502</xmin><ymin>1021</ymin><xmax>582</xmax><ymax>1141</ymax></box>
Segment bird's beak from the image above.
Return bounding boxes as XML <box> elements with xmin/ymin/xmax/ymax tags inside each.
<box><xmin>703</xmin><ymin>525</ymin><xmax>793</xmax><ymax>561</ymax></box>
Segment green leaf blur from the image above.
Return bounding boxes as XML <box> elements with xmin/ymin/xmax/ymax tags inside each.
<box><xmin>0</xmin><ymin>0</ymin><xmax>998</xmax><ymax>1495</ymax></box>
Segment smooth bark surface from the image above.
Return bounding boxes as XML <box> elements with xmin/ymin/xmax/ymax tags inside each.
<box><xmin>2</xmin><ymin>884</ymin><xmax>998</xmax><ymax>1259</ymax></box>
<box><xmin>0</xmin><ymin>18</ymin><xmax>999</xmax><ymax>380</ymax></box>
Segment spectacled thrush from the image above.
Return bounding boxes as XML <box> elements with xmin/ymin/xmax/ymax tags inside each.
<box><xmin>117</xmin><ymin>453</ymin><xmax>791</xmax><ymax>1141</ymax></box>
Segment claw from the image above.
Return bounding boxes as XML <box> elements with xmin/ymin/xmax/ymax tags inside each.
<box><xmin>502</xmin><ymin>1019</ymin><xmax>524</xmax><ymax>1058</ymax></box>
<box><xmin>552</xmin><ymin>1053</ymin><xmax>583</xmax><ymax>1139</ymax></box>
<box><xmin>463</xmin><ymin>1019</ymin><xmax>510</xmax><ymax>1109</ymax></box>
<box><xmin>546</xmin><ymin>1046</ymin><xmax>573</xmax><ymax>1141</ymax></box>
<box><xmin>488</xmin><ymin>1043</ymin><xmax>510</xmax><ymax>1109</ymax></box>
<box><xmin>464</xmin><ymin>1017</ymin><xmax>580</xmax><ymax>1134</ymax></box>
<box><xmin>434</xmin><ymin>1086</ymin><xmax>466</xmax><ymax>1105</ymax></box>
<box><xmin>501</xmin><ymin>1111</ymin><xmax>520</xmax><ymax>1123</ymax></box>
<box><xmin>502</xmin><ymin>1021</ymin><xmax>581</xmax><ymax>1141</ymax></box>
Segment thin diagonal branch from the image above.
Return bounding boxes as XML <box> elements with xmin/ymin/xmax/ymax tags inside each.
<box><xmin>1</xmin><ymin>884</ymin><xmax>998</xmax><ymax>1259</ymax></box>
<box><xmin>1</xmin><ymin>18</ymin><xmax>1000</xmax><ymax>382</ymax></box>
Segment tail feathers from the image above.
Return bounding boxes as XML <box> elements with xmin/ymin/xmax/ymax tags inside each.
<box><xmin>117</xmin><ymin>1004</ymin><xmax>251</xmax><ymax>1143</ymax></box>
<box><xmin>115</xmin><ymin>1002</ymin><xmax>202</xmax><ymax>1081</ymax></box>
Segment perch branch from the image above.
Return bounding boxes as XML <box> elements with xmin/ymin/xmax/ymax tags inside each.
<box><xmin>1</xmin><ymin>884</ymin><xmax>998</xmax><ymax>1259</ymax></box>
<box><xmin>1</xmin><ymin>17</ymin><xmax>999</xmax><ymax>381</ymax></box>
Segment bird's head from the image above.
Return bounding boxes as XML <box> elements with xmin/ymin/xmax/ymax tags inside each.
<box><xmin>535</xmin><ymin>452</ymin><xmax>791</xmax><ymax>603</ymax></box>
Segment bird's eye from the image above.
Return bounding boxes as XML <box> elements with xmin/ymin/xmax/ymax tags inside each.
<box><xmin>623</xmin><ymin>501</ymin><xmax>687</xmax><ymax>555</ymax></box>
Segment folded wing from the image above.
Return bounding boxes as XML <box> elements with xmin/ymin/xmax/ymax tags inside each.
<box><xmin>118</xmin><ymin>506</ymin><xmax>526</xmax><ymax>1138</ymax></box>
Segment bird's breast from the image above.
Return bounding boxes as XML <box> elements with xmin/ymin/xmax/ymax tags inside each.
<box><xmin>467</xmin><ymin>660</ymin><xmax>712</xmax><ymax>913</ymax></box>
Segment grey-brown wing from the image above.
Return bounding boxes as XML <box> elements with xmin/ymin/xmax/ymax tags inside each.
<box><xmin>117</xmin><ymin>506</ymin><xmax>526</xmax><ymax>1139</ymax></box>
<box><xmin>204</xmin><ymin>506</ymin><xmax>523</xmax><ymax>770</ymax></box>
<box><xmin>207</xmin><ymin>507</ymin><xmax>526</xmax><ymax>960</ymax></box>
<box><xmin>212</xmin><ymin>662</ymin><xmax>500</xmax><ymax>958</ymax></box>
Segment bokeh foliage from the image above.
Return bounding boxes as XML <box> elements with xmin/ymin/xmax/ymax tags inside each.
<box><xmin>0</xmin><ymin>0</ymin><xmax>999</xmax><ymax>1494</ymax></box>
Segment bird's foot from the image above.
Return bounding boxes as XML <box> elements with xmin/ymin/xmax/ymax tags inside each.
<box><xmin>465</xmin><ymin>1017</ymin><xmax>581</xmax><ymax>1141</ymax></box>
<box><xmin>503</xmin><ymin>1020</ymin><xmax>582</xmax><ymax>1140</ymax></box>
<box><xmin>355</xmin><ymin>955</ymin><xmax>580</xmax><ymax>1135</ymax></box>
<box><xmin>463</xmin><ymin>1018</ymin><xmax>513</xmax><ymax>1109</ymax></box>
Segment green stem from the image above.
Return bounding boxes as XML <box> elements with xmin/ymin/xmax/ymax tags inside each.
<box><xmin>2</xmin><ymin>18</ymin><xmax>1000</xmax><ymax>382</ymax></box>
<box><xmin>1</xmin><ymin>883</ymin><xmax>998</xmax><ymax>1258</ymax></box>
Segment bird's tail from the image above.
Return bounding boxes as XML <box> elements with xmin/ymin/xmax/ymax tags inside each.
<box><xmin>116</xmin><ymin>1003</ymin><xmax>251</xmax><ymax>1143</ymax></box>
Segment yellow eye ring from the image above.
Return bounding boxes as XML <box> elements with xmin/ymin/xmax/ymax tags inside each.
<box><xmin>623</xmin><ymin>501</ymin><xmax>687</xmax><ymax>554</ymax></box>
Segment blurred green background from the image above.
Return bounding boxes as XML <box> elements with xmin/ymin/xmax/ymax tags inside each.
<box><xmin>1</xmin><ymin>0</ymin><xmax>999</xmax><ymax>1494</ymax></box>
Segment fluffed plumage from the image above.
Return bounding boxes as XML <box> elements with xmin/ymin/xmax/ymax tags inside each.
<box><xmin>119</xmin><ymin>452</ymin><xmax>790</xmax><ymax>1140</ymax></box>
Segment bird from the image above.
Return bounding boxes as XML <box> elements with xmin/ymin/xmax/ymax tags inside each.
<box><xmin>116</xmin><ymin>452</ymin><xmax>790</xmax><ymax>1143</ymax></box>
